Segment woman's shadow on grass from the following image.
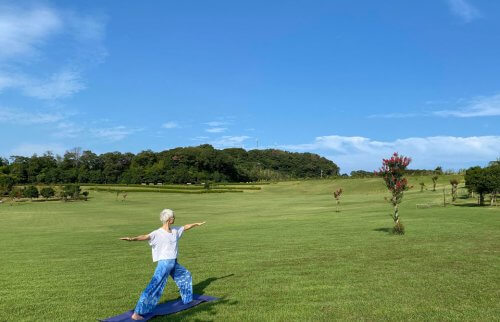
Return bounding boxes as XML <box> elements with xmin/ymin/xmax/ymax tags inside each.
<box><xmin>155</xmin><ymin>274</ymin><xmax>237</xmax><ymax>322</ymax></box>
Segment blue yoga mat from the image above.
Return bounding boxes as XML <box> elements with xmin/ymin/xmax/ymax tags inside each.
<box><xmin>100</xmin><ymin>294</ymin><xmax>218</xmax><ymax>321</ymax></box>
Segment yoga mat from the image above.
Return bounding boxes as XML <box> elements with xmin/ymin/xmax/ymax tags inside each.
<box><xmin>100</xmin><ymin>294</ymin><xmax>218</xmax><ymax>322</ymax></box>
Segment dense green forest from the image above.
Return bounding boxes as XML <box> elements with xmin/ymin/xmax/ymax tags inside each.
<box><xmin>0</xmin><ymin>145</ymin><xmax>339</xmax><ymax>186</ymax></box>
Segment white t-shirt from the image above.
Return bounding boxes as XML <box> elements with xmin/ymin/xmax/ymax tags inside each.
<box><xmin>148</xmin><ymin>226</ymin><xmax>185</xmax><ymax>262</ymax></box>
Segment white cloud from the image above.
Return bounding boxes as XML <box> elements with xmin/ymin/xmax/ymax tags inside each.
<box><xmin>21</xmin><ymin>69</ymin><xmax>86</xmax><ymax>100</ymax></box>
<box><xmin>162</xmin><ymin>121</ymin><xmax>180</xmax><ymax>129</ymax></box>
<box><xmin>281</xmin><ymin>135</ymin><xmax>500</xmax><ymax>173</ymax></box>
<box><xmin>90</xmin><ymin>126</ymin><xmax>141</xmax><ymax>142</ymax></box>
<box><xmin>204</xmin><ymin>121</ymin><xmax>227</xmax><ymax>127</ymax></box>
<box><xmin>0</xmin><ymin>3</ymin><xmax>106</xmax><ymax>100</ymax></box>
<box><xmin>52</xmin><ymin>122</ymin><xmax>83</xmax><ymax>138</ymax></box>
<box><xmin>0</xmin><ymin>106</ymin><xmax>65</xmax><ymax>125</ymax></box>
<box><xmin>206</xmin><ymin>127</ymin><xmax>227</xmax><ymax>133</ymax></box>
<box><xmin>0</xmin><ymin>5</ymin><xmax>62</xmax><ymax>60</ymax></box>
<box><xmin>434</xmin><ymin>93</ymin><xmax>500</xmax><ymax>117</ymax></box>
<box><xmin>368</xmin><ymin>112</ymin><xmax>420</xmax><ymax>119</ymax></box>
<box><xmin>191</xmin><ymin>136</ymin><xmax>209</xmax><ymax>141</ymax></box>
<box><xmin>446</xmin><ymin>0</ymin><xmax>481</xmax><ymax>23</ymax></box>
<box><xmin>10</xmin><ymin>143</ymin><xmax>67</xmax><ymax>157</ymax></box>
<box><xmin>210</xmin><ymin>136</ymin><xmax>251</xmax><ymax>148</ymax></box>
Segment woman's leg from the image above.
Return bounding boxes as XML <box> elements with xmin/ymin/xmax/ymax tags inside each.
<box><xmin>134</xmin><ymin>260</ymin><xmax>176</xmax><ymax>316</ymax></box>
<box><xmin>170</xmin><ymin>261</ymin><xmax>193</xmax><ymax>304</ymax></box>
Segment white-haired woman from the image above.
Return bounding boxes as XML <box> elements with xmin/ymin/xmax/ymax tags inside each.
<box><xmin>120</xmin><ymin>209</ymin><xmax>205</xmax><ymax>320</ymax></box>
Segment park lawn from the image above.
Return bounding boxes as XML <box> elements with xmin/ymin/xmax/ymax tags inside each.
<box><xmin>0</xmin><ymin>177</ymin><xmax>498</xmax><ymax>321</ymax></box>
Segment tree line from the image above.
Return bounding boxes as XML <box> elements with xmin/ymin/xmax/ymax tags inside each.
<box><xmin>0</xmin><ymin>145</ymin><xmax>339</xmax><ymax>190</ymax></box>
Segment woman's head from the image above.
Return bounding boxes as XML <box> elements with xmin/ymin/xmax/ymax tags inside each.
<box><xmin>160</xmin><ymin>209</ymin><xmax>175</xmax><ymax>224</ymax></box>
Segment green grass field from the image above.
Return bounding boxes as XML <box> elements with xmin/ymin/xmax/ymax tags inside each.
<box><xmin>1</xmin><ymin>177</ymin><xmax>499</xmax><ymax>321</ymax></box>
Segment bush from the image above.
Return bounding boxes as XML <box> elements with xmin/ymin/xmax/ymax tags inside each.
<box><xmin>82</xmin><ymin>191</ymin><xmax>89</xmax><ymax>201</ymax></box>
<box><xmin>23</xmin><ymin>185</ymin><xmax>39</xmax><ymax>199</ymax></box>
<box><xmin>40</xmin><ymin>187</ymin><xmax>55</xmax><ymax>199</ymax></box>
<box><xmin>392</xmin><ymin>221</ymin><xmax>405</xmax><ymax>235</ymax></box>
<box><xmin>0</xmin><ymin>175</ymin><xmax>15</xmax><ymax>196</ymax></box>
<box><xmin>63</xmin><ymin>184</ymin><xmax>81</xmax><ymax>200</ymax></box>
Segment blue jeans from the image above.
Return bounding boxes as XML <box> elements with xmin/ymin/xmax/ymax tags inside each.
<box><xmin>134</xmin><ymin>259</ymin><xmax>193</xmax><ymax>315</ymax></box>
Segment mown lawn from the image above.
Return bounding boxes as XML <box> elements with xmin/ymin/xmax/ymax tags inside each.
<box><xmin>0</xmin><ymin>177</ymin><xmax>499</xmax><ymax>321</ymax></box>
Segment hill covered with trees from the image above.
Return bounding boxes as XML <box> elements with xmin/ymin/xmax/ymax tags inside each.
<box><xmin>0</xmin><ymin>145</ymin><xmax>339</xmax><ymax>186</ymax></box>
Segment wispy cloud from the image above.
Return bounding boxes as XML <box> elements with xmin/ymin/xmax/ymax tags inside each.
<box><xmin>210</xmin><ymin>136</ymin><xmax>251</xmax><ymax>148</ymax></box>
<box><xmin>162</xmin><ymin>121</ymin><xmax>180</xmax><ymax>129</ymax></box>
<box><xmin>446</xmin><ymin>0</ymin><xmax>481</xmax><ymax>23</ymax></box>
<box><xmin>204</xmin><ymin>121</ymin><xmax>227</xmax><ymax>127</ymax></box>
<box><xmin>0</xmin><ymin>106</ymin><xmax>66</xmax><ymax>125</ymax></box>
<box><xmin>10</xmin><ymin>143</ymin><xmax>67</xmax><ymax>157</ymax></box>
<box><xmin>0</xmin><ymin>5</ymin><xmax>62</xmax><ymax>60</ymax></box>
<box><xmin>206</xmin><ymin>127</ymin><xmax>227</xmax><ymax>133</ymax></box>
<box><xmin>368</xmin><ymin>112</ymin><xmax>421</xmax><ymax>119</ymax></box>
<box><xmin>52</xmin><ymin>122</ymin><xmax>83</xmax><ymax>138</ymax></box>
<box><xmin>434</xmin><ymin>93</ymin><xmax>500</xmax><ymax>117</ymax></box>
<box><xmin>281</xmin><ymin>135</ymin><xmax>500</xmax><ymax>172</ymax></box>
<box><xmin>0</xmin><ymin>3</ymin><xmax>106</xmax><ymax>100</ymax></box>
<box><xmin>90</xmin><ymin>126</ymin><xmax>141</xmax><ymax>142</ymax></box>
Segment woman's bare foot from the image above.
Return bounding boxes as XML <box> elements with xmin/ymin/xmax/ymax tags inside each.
<box><xmin>131</xmin><ymin>312</ymin><xmax>144</xmax><ymax>320</ymax></box>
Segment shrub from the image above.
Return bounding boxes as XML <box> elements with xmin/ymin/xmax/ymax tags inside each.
<box><xmin>40</xmin><ymin>187</ymin><xmax>55</xmax><ymax>199</ymax></box>
<box><xmin>82</xmin><ymin>191</ymin><xmax>89</xmax><ymax>201</ymax></box>
<box><xmin>0</xmin><ymin>175</ymin><xmax>15</xmax><ymax>196</ymax></box>
<box><xmin>23</xmin><ymin>185</ymin><xmax>39</xmax><ymax>199</ymax></box>
<box><xmin>63</xmin><ymin>184</ymin><xmax>81</xmax><ymax>200</ymax></box>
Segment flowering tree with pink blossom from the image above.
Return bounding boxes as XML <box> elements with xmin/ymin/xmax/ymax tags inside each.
<box><xmin>377</xmin><ymin>152</ymin><xmax>411</xmax><ymax>234</ymax></box>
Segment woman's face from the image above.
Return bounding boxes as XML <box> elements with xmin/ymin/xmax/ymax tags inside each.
<box><xmin>169</xmin><ymin>216</ymin><xmax>175</xmax><ymax>224</ymax></box>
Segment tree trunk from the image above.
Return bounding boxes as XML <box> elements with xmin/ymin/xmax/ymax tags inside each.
<box><xmin>393</xmin><ymin>203</ymin><xmax>399</xmax><ymax>223</ymax></box>
<box><xmin>479</xmin><ymin>193</ymin><xmax>484</xmax><ymax>206</ymax></box>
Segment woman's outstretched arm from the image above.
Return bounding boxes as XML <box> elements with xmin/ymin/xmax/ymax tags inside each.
<box><xmin>183</xmin><ymin>222</ymin><xmax>206</xmax><ymax>231</ymax></box>
<box><xmin>120</xmin><ymin>234</ymin><xmax>150</xmax><ymax>241</ymax></box>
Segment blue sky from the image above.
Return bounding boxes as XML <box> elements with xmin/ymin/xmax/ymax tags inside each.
<box><xmin>1</xmin><ymin>0</ymin><xmax>499</xmax><ymax>173</ymax></box>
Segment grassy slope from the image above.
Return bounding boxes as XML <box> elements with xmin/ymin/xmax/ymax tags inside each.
<box><xmin>0</xmin><ymin>177</ymin><xmax>498</xmax><ymax>321</ymax></box>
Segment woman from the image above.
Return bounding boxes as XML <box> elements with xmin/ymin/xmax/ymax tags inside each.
<box><xmin>120</xmin><ymin>209</ymin><xmax>205</xmax><ymax>320</ymax></box>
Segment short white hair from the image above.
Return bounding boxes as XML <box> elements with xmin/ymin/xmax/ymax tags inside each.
<box><xmin>160</xmin><ymin>209</ymin><xmax>175</xmax><ymax>223</ymax></box>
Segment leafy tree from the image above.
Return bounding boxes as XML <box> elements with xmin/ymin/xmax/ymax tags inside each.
<box><xmin>431</xmin><ymin>175</ymin><xmax>439</xmax><ymax>191</ymax></box>
<box><xmin>378</xmin><ymin>152</ymin><xmax>411</xmax><ymax>234</ymax></box>
<box><xmin>23</xmin><ymin>185</ymin><xmax>39</xmax><ymax>199</ymax></box>
<box><xmin>419</xmin><ymin>182</ymin><xmax>425</xmax><ymax>192</ymax></box>
<box><xmin>465</xmin><ymin>165</ymin><xmax>500</xmax><ymax>206</ymax></box>
<box><xmin>40</xmin><ymin>187</ymin><xmax>55</xmax><ymax>199</ymax></box>
<box><xmin>0</xmin><ymin>174</ymin><xmax>15</xmax><ymax>196</ymax></box>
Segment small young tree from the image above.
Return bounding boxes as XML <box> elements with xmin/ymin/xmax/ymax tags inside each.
<box><xmin>63</xmin><ymin>184</ymin><xmax>81</xmax><ymax>200</ymax></box>
<box><xmin>82</xmin><ymin>191</ymin><xmax>89</xmax><ymax>201</ymax></box>
<box><xmin>122</xmin><ymin>193</ymin><xmax>128</xmax><ymax>201</ymax></box>
<box><xmin>419</xmin><ymin>182</ymin><xmax>425</xmax><ymax>192</ymax></box>
<box><xmin>23</xmin><ymin>185</ymin><xmax>39</xmax><ymax>200</ymax></box>
<box><xmin>378</xmin><ymin>152</ymin><xmax>411</xmax><ymax>235</ymax></box>
<box><xmin>450</xmin><ymin>179</ymin><xmax>459</xmax><ymax>202</ymax></box>
<box><xmin>431</xmin><ymin>175</ymin><xmax>439</xmax><ymax>191</ymax></box>
<box><xmin>333</xmin><ymin>188</ymin><xmax>342</xmax><ymax>212</ymax></box>
<box><xmin>40</xmin><ymin>187</ymin><xmax>55</xmax><ymax>200</ymax></box>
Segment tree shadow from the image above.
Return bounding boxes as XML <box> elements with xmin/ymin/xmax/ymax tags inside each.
<box><xmin>453</xmin><ymin>203</ymin><xmax>482</xmax><ymax>207</ymax></box>
<box><xmin>373</xmin><ymin>227</ymin><xmax>392</xmax><ymax>235</ymax></box>
<box><xmin>154</xmin><ymin>274</ymin><xmax>236</xmax><ymax>321</ymax></box>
